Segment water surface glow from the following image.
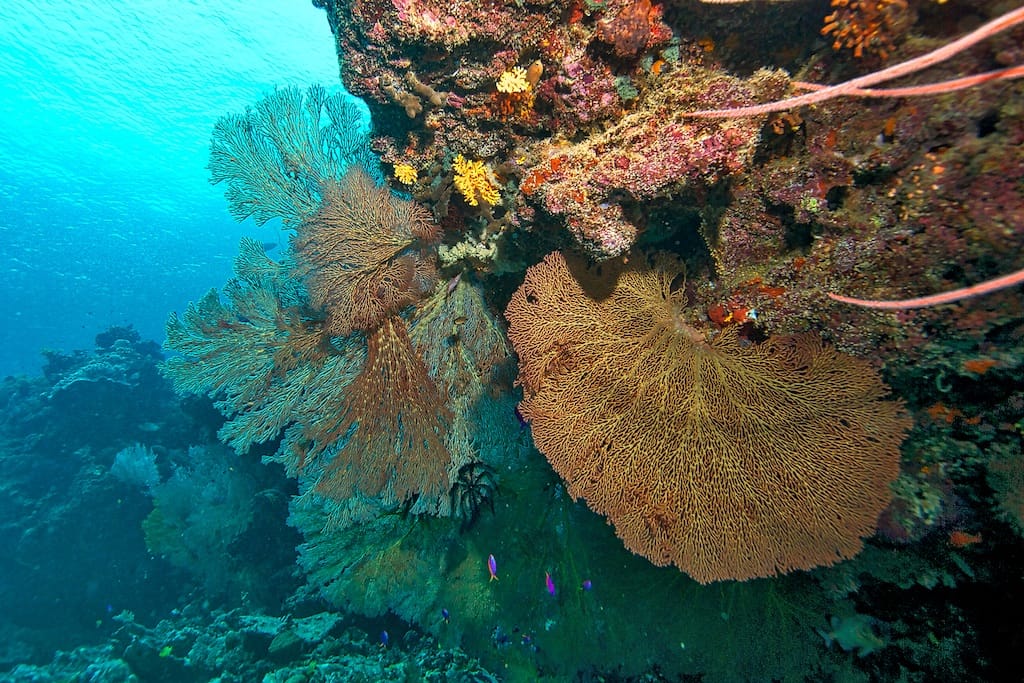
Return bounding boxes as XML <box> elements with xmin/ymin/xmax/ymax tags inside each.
<box><xmin>0</xmin><ymin>0</ymin><xmax>345</xmax><ymax>375</ymax></box>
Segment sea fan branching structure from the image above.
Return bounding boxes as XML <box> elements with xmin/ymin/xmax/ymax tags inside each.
<box><xmin>166</xmin><ymin>86</ymin><xmax>456</xmax><ymax>512</ymax></box>
<box><xmin>506</xmin><ymin>252</ymin><xmax>912</xmax><ymax>583</ymax></box>
<box><xmin>208</xmin><ymin>84</ymin><xmax>381</xmax><ymax>226</ymax></box>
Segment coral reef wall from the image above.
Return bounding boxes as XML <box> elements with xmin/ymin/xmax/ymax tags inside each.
<box><xmin>146</xmin><ymin>0</ymin><xmax>1024</xmax><ymax>680</ymax></box>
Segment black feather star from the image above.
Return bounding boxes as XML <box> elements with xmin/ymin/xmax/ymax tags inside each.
<box><xmin>449</xmin><ymin>461</ymin><xmax>497</xmax><ymax>531</ymax></box>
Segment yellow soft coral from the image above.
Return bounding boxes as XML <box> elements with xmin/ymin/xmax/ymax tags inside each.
<box><xmin>493</xmin><ymin>63</ymin><xmax>543</xmax><ymax>119</ymax></box>
<box><xmin>452</xmin><ymin>154</ymin><xmax>500</xmax><ymax>207</ymax></box>
<box><xmin>393</xmin><ymin>163</ymin><xmax>419</xmax><ymax>185</ymax></box>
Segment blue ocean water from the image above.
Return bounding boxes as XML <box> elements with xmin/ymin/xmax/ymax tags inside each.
<box><xmin>0</xmin><ymin>0</ymin><xmax>349</xmax><ymax>377</ymax></box>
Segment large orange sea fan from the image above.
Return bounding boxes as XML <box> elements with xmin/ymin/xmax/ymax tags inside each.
<box><xmin>506</xmin><ymin>251</ymin><xmax>911</xmax><ymax>583</ymax></box>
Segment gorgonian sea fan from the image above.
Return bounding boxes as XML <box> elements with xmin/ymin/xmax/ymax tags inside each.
<box><xmin>506</xmin><ymin>251</ymin><xmax>911</xmax><ymax>583</ymax></box>
<box><xmin>292</xmin><ymin>166</ymin><xmax>440</xmax><ymax>337</ymax></box>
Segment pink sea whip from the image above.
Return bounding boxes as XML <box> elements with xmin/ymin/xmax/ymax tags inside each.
<box><xmin>792</xmin><ymin>64</ymin><xmax>1024</xmax><ymax>99</ymax></box>
<box><xmin>828</xmin><ymin>266</ymin><xmax>1024</xmax><ymax>309</ymax></box>
<box><xmin>685</xmin><ymin>5</ymin><xmax>1024</xmax><ymax>118</ymax></box>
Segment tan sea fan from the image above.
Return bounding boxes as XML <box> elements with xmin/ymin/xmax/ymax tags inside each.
<box><xmin>292</xmin><ymin>167</ymin><xmax>440</xmax><ymax>336</ymax></box>
<box><xmin>302</xmin><ymin>315</ymin><xmax>452</xmax><ymax>504</ymax></box>
<box><xmin>506</xmin><ymin>252</ymin><xmax>911</xmax><ymax>583</ymax></box>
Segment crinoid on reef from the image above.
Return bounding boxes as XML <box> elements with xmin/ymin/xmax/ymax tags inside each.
<box><xmin>449</xmin><ymin>460</ymin><xmax>497</xmax><ymax>530</ymax></box>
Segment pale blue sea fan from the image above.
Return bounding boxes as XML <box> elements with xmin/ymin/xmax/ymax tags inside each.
<box><xmin>208</xmin><ymin>85</ymin><xmax>382</xmax><ymax>228</ymax></box>
<box><xmin>110</xmin><ymin>442</ymin><xmax>160</xmax><ymax>490</ymax></box>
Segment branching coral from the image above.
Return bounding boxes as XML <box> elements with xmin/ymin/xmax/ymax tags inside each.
<box><xmin>409</xmin><ymin>274</ymin><xmax>514</xmax><ymax>407</ymax></box>
<box><xmin>168</xmin><ymin>233</ymin><xmax>451</xmax><ymax>508</ymax></box>
<box><xmin>285</xmin><ymin>164</ymin><xmax>453</xmax><ymax>503</ymax></box>
<box><xmin>382</xmin><ymin>71</ymin><xmax>452</xmax><ymax>118</ymax></box>
<box><xmin>402</xmin><ymin>275</ymin><xmax>518</xmax><ymax>512</ymax></box>
<box><xmin>506</xmin><ymin>251</ymin><xmax>911</xmax><ymax>583</ymax></box>
<box><xmin>164</xmin><ymin>238</ymin><xmax>349</xmax><ymax>454</ymax></box>
<box><xmin>173</xmin><ymin>85</ymin><xmax>460</xmax><ymax>511</ymax></box>
<box><xmin>382</xmin><ymin>77</ymin><xmax>424</xmax><ymax>118</ymax></box>
<box><xmin>300</xmin><ymin>315</ymin><xmax>452</xmax><ymax>503</ymax></box>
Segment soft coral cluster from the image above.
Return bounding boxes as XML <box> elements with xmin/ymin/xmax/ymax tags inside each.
<box><xmin>168</xmin><ymin>87</ymin><xmax>457</xmax><ymax>512</ymax></box>
<box><xmin>290</xmin><ymin>166</ymin><xmax>452</xmax><ymax>504</ymax></box>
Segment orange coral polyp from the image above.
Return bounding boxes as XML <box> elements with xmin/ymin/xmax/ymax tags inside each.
<box><xmin>493</xmin><ymin>89</ymin><xmax>536</xmax><ymax>120</ymax></box>
<box><xmin>821</xmin><ymin>0</ymin><xmax>909</xmax><ymax>60</ymax></box>
<box><xmin>506</xmin><ymin>252</ymin><xmax>911</xmax><ymax>583</ymax></box>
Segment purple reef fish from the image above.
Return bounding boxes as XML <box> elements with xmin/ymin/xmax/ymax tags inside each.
<box><xmin>446</xmin><ymin>272</ymin><xmax>461</xmax><ymax>297</ymax></box>
<box><xmin>545</xmin><ymin>571</ymin><xmax>556</xmax><ymax>596</ymax></box>
<box><xmin>513</xmin><ymin>406</ymin><xmax>528</xmax><ymax>428</ymax></box>
<box><xmin>488</xmin><ymin>554</ymin><xmax>498</xmax><ymax>581</ymax></box>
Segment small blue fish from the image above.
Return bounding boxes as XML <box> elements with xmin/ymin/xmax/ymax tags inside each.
<box><xmin>442</xmin><ymin>608</ymin><xmax>450</xmax><ymax>624</ymax></box>
<box><xmin>581</xmin><ymin>579</ymin><xmax>593</xmax><ymax>591</ymax></box>
<box><xmin>379</xmin><ymin>630</ymin><xmax>389</xmax><ymax>648</ymax></box>
<box><xmin>492</xmin><ymin>625</ymin><xmax>511</xmax><ymax>648</ymax></box>
<box><xmin>545</xmin><ymin>571</ymin><xmax>556</xmax><ymax>596</ymax></box>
